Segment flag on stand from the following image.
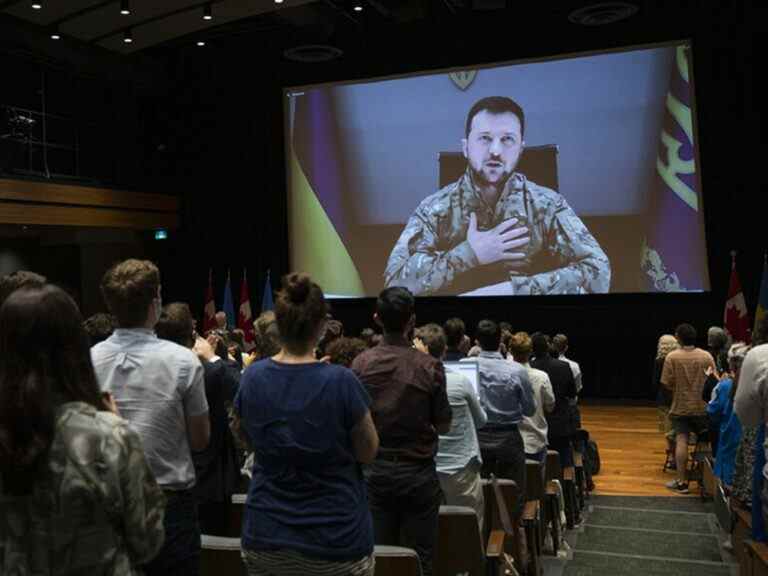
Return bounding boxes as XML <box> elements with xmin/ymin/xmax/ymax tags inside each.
<box><xmin>261</xmin><ymin>270</ymin><xmax>274</xmax><ymax>312</ymax></box>
<box><xmin>222</xmin><ymin>270</ymin><xmax>236</xmax><ymax>330</ymax></box>
<box><xmin>202</xmin><ymin>269</ymin><xmax>217</xmax><ymax>334</ymax></box>
<box><xmin>238</xmin><ymin>269</ymin><xmax>255</xmax><ymax>344</ymax></box>
<box><xmin>755</xmin><ymin>253</ymin><xmax>768</xmax><ymax>339</ymax></box>
<box><xmin>724</xmin><ymin>251</ymin><xmax>750</xmax><ymax>343</ymax></box>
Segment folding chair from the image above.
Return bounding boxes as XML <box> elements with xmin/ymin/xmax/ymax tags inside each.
<box><xmin>374</xmin><ymin>545</ymin><xmax>422</xmax><ymax>576</ymax></box>
<box><xmin>434</xmin><ymin>505</ymin><xmax>508</xmax><ymax>576</ymax></box>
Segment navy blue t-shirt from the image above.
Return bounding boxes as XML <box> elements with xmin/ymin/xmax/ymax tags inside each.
<box><xmin>234</xmin><ymin>358</ymin><xmax>373</xmax><ymax>560</ymax></box>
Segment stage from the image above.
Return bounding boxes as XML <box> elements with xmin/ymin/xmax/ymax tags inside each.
<box><xmin>581</xmin><ymin>403</ymin><xmax>678</xmax><ymax>497</ymax></box>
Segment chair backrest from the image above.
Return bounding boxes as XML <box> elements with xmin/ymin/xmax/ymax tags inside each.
<box><xmin>545</xmin><ymin>450</ymin><xmax>563</xmax><ymax>483</ymax></box>
<box><xmin>490</xmin><ymin>475</ymin><xmax>518</xmax><ymax>531</ymax></box>
<box><xmin>200</xmin><ymin>535</ymin><xmax>246</xmax><ymax>576</ymax></box>
<box><xmin>438</xmin><ymin>144</ymin><xmax>559</xmax><ymax>190</ymax></box>
<box><xmin>434</xmin><ymin>505</ymin><xmax>486</xmax><ymax>576</ymax></box>
<box><xmin>374</xmin><ymin>545</ymin><xmax>422</xmax><ymax>576</ymax></box>
<box><xmin>525</xmin><ymin>459</ymin><xmax>546</xmax><ymax>503</ymax></box>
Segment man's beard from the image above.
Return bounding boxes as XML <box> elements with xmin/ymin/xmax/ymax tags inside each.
<box><xmin>468</xmin><ymin>162</ymin><xmax>513</xmax><ymax>191</ymax></box>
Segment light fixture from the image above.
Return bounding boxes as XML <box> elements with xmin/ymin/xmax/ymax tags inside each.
<box><xmin>203</xmin><ymin>3</ymin><xmax>212</xmax><ymax>19</ymax></box>
<box><xmin>123</xmin><ymin>29</ymin><xmax>133</xmax><ymax>43</ymax></box>
<box><xmin>120</xmin><ymin>0</ymin><xmax>130</xmax><ymax>15</ymax></box>
<box><xmin>50</xmin><ymin>27</ymin><xmax>60</xmax><ymax>40</ymax></box>
<box><xmin>31</xmin><ymin>2</ymin><xmax>42</xmax><ymax>9</ymax></box>
<box><xmin>354</xmin><ymin>4</ymin><xmax>363</xmax><ymax>11</ymax></box>
<box><xmin>274</xmin><ymin>0</ymin><xmax>284</xmax><ymax>3</ymax></box>
<box><xmin>197</xmin><ymin>40</ymin><xmax>206</xmax><ymax>46</ymax></box>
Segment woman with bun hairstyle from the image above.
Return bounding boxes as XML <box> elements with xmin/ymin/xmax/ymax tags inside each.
<box><xmin>232</xmin><ymin>273</ymin><xmax>379</xmax><ymax>576</ymax></box>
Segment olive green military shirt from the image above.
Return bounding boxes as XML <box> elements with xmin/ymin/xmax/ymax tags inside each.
<box><xmin>384</xmin><ymin>171</ymin><xmax>611</xmax><ymax>295</ymax></box>
<box><xmin>0</xmin><ymin>402</ymin><xmax>166</xmax><ymax>575</ymax></box>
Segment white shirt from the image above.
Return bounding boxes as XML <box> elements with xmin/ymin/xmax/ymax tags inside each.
<box><xmin>91</xmin><ymin>329</ymin><xmax>208</xmax><ymax>489</ymax></box>
<box><xmin>733</xmin><ymin>343</ymin><xmax>768</xmax><ymax>480</ymax></box>
<box><xmin>436</xmin><ymin>370</ymin><xmax>487</xmax><ymax>474</ymax></box>
<box><xmin>558</xmin><ymin>353</ymin><xmax>582</xmax><ymax>404</ymax></box>
<box><xmin>518</xmin><ymin>362</ymin><xmax>556</xmax><ymax>455</ymax></box>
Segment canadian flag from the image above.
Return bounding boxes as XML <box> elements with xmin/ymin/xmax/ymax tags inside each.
<box><xmin>238</xmin><ymin>269</ymin><xmax>255</xmax><ymax>344</ymax></box>
<box><xmin>202</xmin><ymin>269</ymin><xmax>217</xmax><ymax>334</ymax></box>
<box><xmin>724</xmin><ymin>253</ymin><xmax>750</xmax><ymax>343</ymax></box>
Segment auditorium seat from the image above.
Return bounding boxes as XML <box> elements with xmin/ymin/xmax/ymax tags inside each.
<box><xmin>483</xmin><ymin>476</ymin><xmax>526</xmax><ymax>573</ymax></box>
<box><xmin>434</xmin><ymin>505</ymin><xmax>507</xmax><ymax>576</ymax></box>
<box><xmin>744</xmin><ymin>540</ymin><xmax>768</xmax><ymax>576</ymax></box>
<box><xmin>200</xmin><ymin>534</ymin><xmax>246</xmax><ymax>576</ymax></box>
<box><xmin>733</xmin><ymin>504</ymin><xmax>754</xmax><ymax>570</ymax></box>
<box><xmin>544</xmin><ymin>450</ymin><xmax>563</xmax><ymax>554</ymax></box>
<box><xmin>374</xmin><ymin>545</ymin><xmax>422</xmax><ymax>576</ymax></box>
<box><xmin>702</xmin><ymin>456</ymin><xmax>716</xmax><ymax>500</ymax></box>
<box><xmin>523</xmin><ymin>459</ymin><xmax>545</xmax><ymax>575</ymax></box>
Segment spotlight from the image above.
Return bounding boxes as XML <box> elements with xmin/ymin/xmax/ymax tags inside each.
<box><xmin>274</xmin><ymin>0</ymin><xmax>284</xmax><ymax>3</ymax></box>
<box><xmin>203</xmin><ymin>3</ymin><xmax>212</xmax><ymax>19</ymax></box>
<box><xmin>354</xmin><ymin>4</ymin><xmax>363</xmax><ymax>11</ymax></box>
<box><xmin>50</xmin><ymin>30</ymin><xmax>60</xmax><ymax>40</ymax></box>
<box><xmin>120</xmin><ymin>0</ymin><xmax>130</xmax><ymax>15</ymax></box>
<box><xmin>31</xmin><ymin>2</ymin><xmax>42</xmax><ymax>9</ymax></box>
<box><xmin>197</xmin><ymin>40</ymin><xmax>206</xmax><ymax>46</ymax></box>
<box><xmin>123</xmin><ymin>29</ymin><xmax>133</xmax><ymax>43</ymax></box>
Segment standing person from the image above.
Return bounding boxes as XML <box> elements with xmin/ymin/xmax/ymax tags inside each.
<box><xmin>0</xmin><ymin>285</ymin><xmax>165</xmax><ymax>574</ymax></box>
<box><xmin>352</xmin><ymin>287</ymin><xmax>452</xmax><ymax>576</ymax></box>
<box><xmin>233</xmin><ymin>273</ymin><xmax>379</xmax><ymax>576</ymax></box>
<box><xmin>91</xmin><ymin>259</ymin><xmax>210</xmax><ymax>576</ymax></box>
<box><xmin>662</xmin><ymin>323</ymin><xmax>716</xmax><ymax>494</ymax></box>
<box><xmin>655</xmin><ymin>334</ymin><xmax>680</xmax><ymax>467</ymax></box>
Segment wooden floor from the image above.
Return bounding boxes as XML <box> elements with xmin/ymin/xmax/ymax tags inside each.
<box><xmin>581</xmin><ymin>404</ymin><xmax>680</xmax><ymax>497</ymax></box>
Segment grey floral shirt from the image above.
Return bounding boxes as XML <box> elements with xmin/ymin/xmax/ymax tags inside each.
<box><xmin>384</xmin><ymin>171</ymin><xmax>611</xmax><ymax>295</ymax></box>
<box><xmin>0</xmin><ymin>402</ymin><xmax>165</xmax><ymax>575</ymax></box>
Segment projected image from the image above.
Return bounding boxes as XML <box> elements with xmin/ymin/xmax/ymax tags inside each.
<box><xmin>286</xmin><ymin>43</ymin><xmax>708</xmax><ymax>298</ymax></box>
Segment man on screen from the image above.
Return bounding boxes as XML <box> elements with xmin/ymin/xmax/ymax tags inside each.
<box><xmin>384</xmin><ymin>96</ymin><xmax>611</xmax><ymax>296</ymax></box>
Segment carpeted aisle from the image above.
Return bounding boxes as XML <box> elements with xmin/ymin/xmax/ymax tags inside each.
<box><xmin>543</xmin><ymin>496</ymin><xmax>739</xmax><ymax>576</ymax></box>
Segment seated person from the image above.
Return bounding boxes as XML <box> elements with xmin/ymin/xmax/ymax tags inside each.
<box><xmin>384</xmin><ymin>96</ymin><xmax>610</xmax><ymax>296</ymax></box>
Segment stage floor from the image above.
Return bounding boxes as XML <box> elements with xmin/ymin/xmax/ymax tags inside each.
<box><xmin>581</xmin><ymin>403</ymin><xmax>682</xmax><ymax>497</ymax></box>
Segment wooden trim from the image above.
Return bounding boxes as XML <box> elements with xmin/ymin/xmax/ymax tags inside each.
<box><xmin>0</xmin><ymin>179</ymin><xmax>179</xmax><ymax>212</ymax></box>
<box><xmin>0</xmin><ymin>203</ymin><xmax>179</xmax><ymax>229</ymax></box>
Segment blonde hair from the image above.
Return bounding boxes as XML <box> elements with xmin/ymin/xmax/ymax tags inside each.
<box><xmin>656</xmin><ymin>334</ymin><xmax>679</xmax><ymax>360</ymax></box>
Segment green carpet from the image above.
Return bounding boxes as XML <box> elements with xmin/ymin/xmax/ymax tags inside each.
<box><xmin>562</xmin><ymin>553</ymin><xmax>733</xmax><ymax>576</ymax></box>
<box><xmin>587</xmin><ymin>506</ymin><xmax>713</xmax><ymax>534</ymax></box>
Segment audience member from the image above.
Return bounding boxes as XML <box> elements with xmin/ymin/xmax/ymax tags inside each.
<box><xmin>0</xmin><ymin>269</ymin><xmax>46</xmax><ymax>306</ymax></box>
<box><xmin>707</xmin><ymin>342</ymin><xmax>749</xmax><ymax>486</ymax></box>
<box><xmin>421</xmin><ymin>323</ymin><xmax>487</xmax><ymax>530</ymax></box>
<box><xmin>359</xmin><ymin>327</ymin><xmax>377</xmax><ymax>348</ymax></box>
<box><xmin>156</xmin><ymin>302</ymin><xmax>241</xmax><ymax>536</ymax></box>
<box><xmin>474</xmin><ymin>319</ymin><xmax>535</xmax><ymax>516</ymax></box>
<box><xmin>317</xmin><ymin>318</ymin><xmax>344</xmax><ymax>358</ymax></box>
<box><xmin>661</xmin><ymin>323</ymin><xmax>715</xmax><ymax>494</ymax></box>
<box><xmin>215</xmin><ymin>311</ymin><xmax>228</xmax><ymax>331</ymax></box>
<box><xmin>91</xmin><ymin>259</ymin><xmax>210</xmax><ymax>576</ymax></box>
<box><xmin>509</xmin><ymin>332</ymin><xmax>555</xmax><ymax>463</ymax></box>
<box><xmin>83</xmin><ymin>312</ymin><xmax>117</xmax><ymax>346</ymax></box>
<box><xmin>708</xmin><ymin>326</ymin><xmax>730</xmax><ymax>374</ymax></box>
<box><xmin>250</xmin><ymin>310</ymin><xmax>281</xmax><ymax>361</ymax></box>
<box><xmin>0</xmin><ymin>284</ymin><xmax>165</xmax><ymax>573</ymax></box>
<box><xmin>233</xmin><ymin>273</ymin><xmax>379</xmax><ymax>576</ymax></box>
<box><xmin>326</xmin><ymin>336</ymin><xmax>368</xmax><ymax>368</ymax></box>
<box><xmin>444</xmin><ymin>317</ymin><xmax>467</xmax><ymax>361</ymax></box>
<box><xmin>352</xmin><ymin>287</ymin><xmax>451</xmax><ymax>576</ymax></box>
<box><xmin>655</xmin><ymin>334</ymin><xmax>680</xmax><ymax>466</ymax></box>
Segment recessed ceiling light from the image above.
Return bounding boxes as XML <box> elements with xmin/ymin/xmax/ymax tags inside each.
<box><xmin>120</xmin><ymin>0</ymin><xmax>130</xmax><ymax>15</ymax></box>
<box><xmin>123</xmin><ymin>29</ymin><xmax>133</xmax><ymax>43</ymax></box>
<box><xmin>354</xmin><ymin>4</ymin><xmax>363</xmax><ymax>11</ymax></box>
<box><xmin>31</xmin><ymin>2</ymin><xmax>42</xmax><ymax>9</ymax></box>
<box><xmin>275</xmin><ymin>0</ymin><xmax>284</xmax><ymax>4</ymax></box>
<box><xmin>50</xmin><ymin>32</ymin><xmax>60</xmax><ymax>40</ymax></box>
<box><xmin>203</xmin><ymin>3</ymin><xmax>212</xmax><ymax>19</ymax></box>
<box><xmin>197</xmin><ymin>40</ymin><xmax>206</xmax><ymax>46</ymax></box>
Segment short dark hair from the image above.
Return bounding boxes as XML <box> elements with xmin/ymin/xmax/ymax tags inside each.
<box><xmin>444</xmin><ymin>317</ymin><xmax>466</xmax><ymax>348</ymax></box>
<box><xmin>101</xmin><ymin>259</ymin><xmax>160</xmax><ymax>328</ymax></box>
<box><xmin>476</xmin><ymin>319</ymin><xmax>501</xmax><ymax>351</ymax></box>
<box><xmin>418</xmin><ymin>323</ymin><xmax>447</xmax><ymax>360</ymax></box>
<box><xmin>465</xmin><ymin>96</ymin><xmax>526</xmax><ymax>139</ymax></box>
<box><xmin>0</xmin><ymin>285</ymin><xmax>101</xmax><ymax>494</ymax></box>
<box><xmin>82</xmin><ymin>313</ymin><xmax>116</xmax><ymax>346</ymax></box>
<box><xmin>376</xmin><ymin>286</ymin><xmax>415</xmax><ymax>333</ymax></box>
<box><xmin>551</xmin><ymin>334</ymin><xmax>569</xmax><ymax>355</ymax></box>
<box><xmin>531</xmin><ymin>332</ymin><xmax>551</xmax><ymax>358</ymax></box>
<box><xmin>275</xmin><ymin>273</ymin><xmax>329</xmax><ymax>354</ymax></box>
<box><xmin>675</xmin><ymin>323</ymin><xmax>697</xmax><ymax>346</ymax></box>
<box><xmin>326</xmin><ymin>337</ymin><xmax>367</xmax><ymax>368</ymax></box>
<box><xmin>0</xmin><ymin>270</ymin><xmax>47</xmax><ymax>307</ymax></box>
<box><xmin>155</xmin><ymin>303</ymin><xmax>195</xmax><ymax>348</ymax></box>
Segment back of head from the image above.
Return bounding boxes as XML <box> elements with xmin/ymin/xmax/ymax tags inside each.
<box><xmin>155</xmin><ymin>302</ymin><xmax>195</xmax><ymax>348</ymax></box>
<box><xmin>275</xmin><ymin>273</ymin><xmax>328</xmax><ymax>355</ymax></box>
<box><xmin>656</xmin><ymin>334</ymin><xmax>679</xmax><ymax>359</ymax></box>
<box><xmin>476</xmin><ymin>319</ymin><xmax>500</xmax><ymax>352</ymax></box>
<box><xmin>675</xmin><ymin>323</ymin><xmax>697</xmax><ymax>347</ymax></box>
<box><xmin>444</xmin><ymin>317</ymin><xmax>466</xmax><ymax>348</ymax></box>
<box><xmin>0</xmin><ymin>285</ymin><xmax>101</xmax><ymax>494</ymax></box>
<box><xmin>707</xmin><ymin>326</ymin><xmax>728</xmax><ymax>349</ymax></box>
<box><xmin>317</xmin><ymin>318</ymin><xmax>344</xmax><ymax>357</ymax></box>
<box><xmin>253</xmin><ymin>310</ymin><xmax>281</xmax><ymax>358</ymax></box>
<box><xmin>0</xmin><ymin>270</ymin><xmax>47</xmax><ymax>307</ymax></box>
<box><xmin>82</xmin><ymin>313</ymin><xmax>116</xmax><ymax>346</ymax></box>
<box><xmin>418</xmin><ymin>323</ymin><xmax>447</xmax><ymax>360</ymax></box>
<box><xmin>531</xmin><ymin>332</ymin><xmax>550</xmax><ymax>359</ymax></box>
<box><xmin>551</xmin><ymin>334</ymin><xmax>569</xmax><ymax>356</ymax></box>
<box><xmin>101</xmin><ymin>259</ymin><xmax>160</xmax><ymax>328</ymax></box>
<box><xmin>376</xmin><ymin>286</ymin><xmax>415</xmax><ymax>334</ymax></box>
<box><xmin>728</xmin><ymin>342</ymin><xmax>750</xmax><ymax>373</ymax></box>
<box><xmin>326</xmin><ymin>337</ymin><xmax>367</xmax><ymax>368</ymax></box>
<box><xmin>508</xmin><ymin>331</ymin><xmax>533</xmax><ymax>363</ymax></box>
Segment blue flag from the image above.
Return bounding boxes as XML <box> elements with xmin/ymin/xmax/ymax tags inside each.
<box><xmin>261</xmin><ymin>271</ymin><xmax>274</xmax><ymax>312</ymax></box>
<box><xmin>222</xmin><ymin>272</ymin><xmax>236</xmax><ymax>329</ymax></box>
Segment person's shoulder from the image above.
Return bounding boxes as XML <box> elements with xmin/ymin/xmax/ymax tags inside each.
<box><xmin>154</xmin><ymin>338</ymin><xmax>200</xmax><ymax>365</ymax></box>
<box><xmin>522</xmin><ymin>176</ymin><xmax>562</xmax><ymax>206</ymax></box>
<box><xmin>528</xmin><ymin>366</ymin><xmax>550</xmax><ymax>382</ymax></box>
<box><xmin>415</xmin><ymin>178</ymin><xmax>464</xmax><ymax>218</ymax></box>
